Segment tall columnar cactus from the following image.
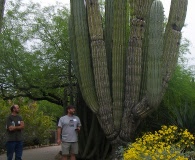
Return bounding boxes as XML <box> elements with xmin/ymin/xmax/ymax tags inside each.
<box><xmin>70</xmin><ymin>0</ymin><xmax>188</xmax><ymax>158</ymax></box>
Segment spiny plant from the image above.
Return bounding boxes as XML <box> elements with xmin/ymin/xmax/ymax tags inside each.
<box><xmin>69</xmin><ymin>0</ymin><xmax>188</xmax><ymax>158</ymax></box>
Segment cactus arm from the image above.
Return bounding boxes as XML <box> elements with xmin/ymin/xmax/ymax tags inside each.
<box><xmin>120</xmin><ymin>0</ymin><xmax>153</xmax><ymax>141</ymax></box>
<box><xmin>131</xmin><ymin>0</ymin><xmax>188</xmax><ymax>119</ymax></box>
<box><xmin>105</xmin><ymin>0</ymin><xmax>114</xmax><ymax>81</ymax></box>
<box><xmin>146</xmin><ymin>0</ymin><xmax>164</xmax><ymax>107</ymax></box>
<box><xmin>137</xmin><ymin>1</ymin><xmax>156</xmax><ymax>102</ymax></box>
<box><xmin>85</xmin><ymin>0</ymin><xmax>115</xmax><ymax>136</ymax></box>
<box><xmin>166</xmin><ymin>0</ymin><xmax>188</xmax><ymax>31</ymax></box>
<box><xmin>121</xmin><ymin>17</ymin><xmax>145</xmax><ymax>140</ymax></box>
<box><xmin>129</xmin><ymin>0</ymin><xmax>155</xmax><ymax>18</ymax></box>
<box><xmin>111</xmin><ymin>0</ymin><xmax>127</xmax><ymax>130</ymax></box>
<box><xmin>125</xmin><ymin>18</ymin><xmax>144</xmax><ymax>108</ymax></box>
<box><xmin>124</xmin><ymin>0</ymin><xmax>154</xmax><ymax>108</ymax></box>
<box><xmin>124</xmin><ymin>1</ymin><xmax>150</xmax><ymax>109</ymax></box>
<box><xmin>162</xmin><ymin>0</ymin><xmax>188</xmax><ymax>88</ymax></box>
<box><xmin>70</xmin><ymin>0</ymin><xmax>99</xmax><ymax>113</ymax></box>
<box><xmin>69</xmin><ymin>15</ymin><xmax>80</xmax><ymax>84</ymax></box>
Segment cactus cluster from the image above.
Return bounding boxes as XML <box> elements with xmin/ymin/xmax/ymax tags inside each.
<box><xmin>70</xmin><ymin>0</ymin><xmax>188</xmax><ymax>145</ymax></box>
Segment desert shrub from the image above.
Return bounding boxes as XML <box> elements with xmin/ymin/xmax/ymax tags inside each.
<box><xmin>123</xmin><ymin>125</ymin><xmax>195</xmax><ymax>160</ymax></box>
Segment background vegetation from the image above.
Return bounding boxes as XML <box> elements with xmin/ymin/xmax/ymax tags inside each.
<box><xmin>0</xmin><ymin>99</ymin><xmax>62</xmax><ymax>152</ymax></box>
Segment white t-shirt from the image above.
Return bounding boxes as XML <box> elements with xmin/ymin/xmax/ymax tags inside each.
<box><xmin>58</xmin><ymin>115</ymin><xmax>81</xmax><ymax>142</ymax></box>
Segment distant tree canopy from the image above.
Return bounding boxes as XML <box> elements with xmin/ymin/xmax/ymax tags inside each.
<box><xmin>0</xmin><ymin>0</ymin><xmax>77</xmax><ymax>106</ymax></box>
<box><xmin>0</xmin><ymin>0</ymin><xmax>6</xmax><ymax>32</ymax></box>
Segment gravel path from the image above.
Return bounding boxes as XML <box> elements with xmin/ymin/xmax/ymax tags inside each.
<box><xmin>0</xmin><ymin>145</ymin><xmax>61</xmax><ymax>160</ymax></box>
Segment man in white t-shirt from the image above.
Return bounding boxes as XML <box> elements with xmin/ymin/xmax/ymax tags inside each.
<box><xmin>57</xmin><ymin>105</ymin><xmax>81</xmax><ymax>160</ymax></box>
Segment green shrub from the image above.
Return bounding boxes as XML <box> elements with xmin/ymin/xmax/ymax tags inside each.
<box><xmin>20</xmin><ymin>103</ymin><xmax>55</xmax><ymax>146</ymax></box>
<box><xmin>0</xmin><ymin>104</ymin><xmax>10</xmax><ymax>150</ymax></box>
<box><xmin>123</xmin><ymin>125</ymin><xmax>195</xmax><ymax>160</ymax></box>
<box><xmin>0</xmin><ymin>102</ymin><xmax>55</xmax><ymax>151</ymax></box>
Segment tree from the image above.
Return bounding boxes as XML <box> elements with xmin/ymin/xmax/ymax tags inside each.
<box><xmin>0</xmin><ymin>1</ymin><xmax>76</xmax><ymax>108</ymax></box>
<box><xmin>70</xmin><ymin>0</ymin><xmax>188</xmax><ymax>158</ymax></box>
<box><xmin>0</xmin><ymin>0</ymin><xmax>5</xmax><ymax>32</ymax></box>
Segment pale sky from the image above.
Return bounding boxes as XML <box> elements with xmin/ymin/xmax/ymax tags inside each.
<box><xmin>7</xmin><ymin>0</ymin><xmax>195</xmax><ymax>67</ymax></box>
<box><xmin>39</xmin><ymin>0</ymin><xmax>195</xmax><ymax>67</ymax></box>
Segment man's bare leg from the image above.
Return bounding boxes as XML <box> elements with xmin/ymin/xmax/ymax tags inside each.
<box><xmin>70</xmin><ymin>154</ymin><xmax>76</xmax><ymax>160</ymax></box>
<box><xmin>62</xmin><ymin>155</ymin><xmax>68</xmax><ymax>160</ymax></box>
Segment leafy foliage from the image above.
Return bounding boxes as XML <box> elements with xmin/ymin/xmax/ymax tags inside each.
<box><xmin>0</xmin><ymin>100</ymin><xmax>10</xmax><ymax>150</ymax></box>
<box><xmin>20</xmin><ymin>102</ymin><xmax>55</xmax><ymax>146</ymax></box>
<box><xmin>162</xmin><ymin>65</ymin><xmax>195</xmax><ymax>133</ymax></box>
<box><xmin>0</xmin><ymin>0</ymin><xmax>76</xmax><ymax>105</ymax></box>
<box><xmin>0</xmin><ymin>100</ymin><xmax>55</xmax><ymax>151</ymax></box>
<box><xmin>37</xmin><ymin>100</ymin><xmax>64</xmax><ymax>119</ymax></box>
<box><xmin>0</xmin><ymin>0</ymin><xmax>5</xmax><ymax>32</ymax></box>
<box><xmin>163</xmin><ymin>66</ymin><xmax>195</xmax><ymax>107</ymax></box>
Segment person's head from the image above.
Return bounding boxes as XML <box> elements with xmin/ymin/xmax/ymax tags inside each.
<box><xmin>10</xmin><ymin>104</ymin><xmax>20</xmax><ymax>114</ymax></box>
<box><xmin>66</xmin><ymin>105</ymin><xmax>76</xmax><ymax>115</ymax></box>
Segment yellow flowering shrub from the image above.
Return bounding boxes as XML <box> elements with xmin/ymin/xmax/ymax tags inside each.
<box><xmin>123</xmin><ymin>125</ymin><xmax>195</xmax><ymax>160</ymax></box>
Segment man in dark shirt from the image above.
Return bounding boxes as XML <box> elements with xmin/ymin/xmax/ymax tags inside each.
<box><xmin>6</xmin><ymin>104</ymin><xmax>24</xmax><ymax>160</ymax></box>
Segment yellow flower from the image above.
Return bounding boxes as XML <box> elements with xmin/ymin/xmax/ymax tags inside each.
<box><xmin>123</xmin><ymin>125</ymin><xmax>194</xmax><ymax>160</ymax></box>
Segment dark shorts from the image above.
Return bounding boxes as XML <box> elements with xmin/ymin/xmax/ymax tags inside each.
<box><xmin>61</xmin><ymin>142</ymin><xmax>78</xmax><ymax>155</ymax></box>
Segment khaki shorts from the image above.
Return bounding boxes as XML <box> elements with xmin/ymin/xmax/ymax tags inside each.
<box><xmin>61</xmin><ymin>142</ymin><xmax>78</xmax><ymax>155</ymax></box>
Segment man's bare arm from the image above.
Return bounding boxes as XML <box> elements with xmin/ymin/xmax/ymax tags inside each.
<box><xmin>57</xmin><ymin>127</ymin><xmax>62</xmax><ymax>145</ymax></box>
<box><xmin>8</xmin><ymin>121</ymin><xmax>24</xmax><ymax>131</ymax></box>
